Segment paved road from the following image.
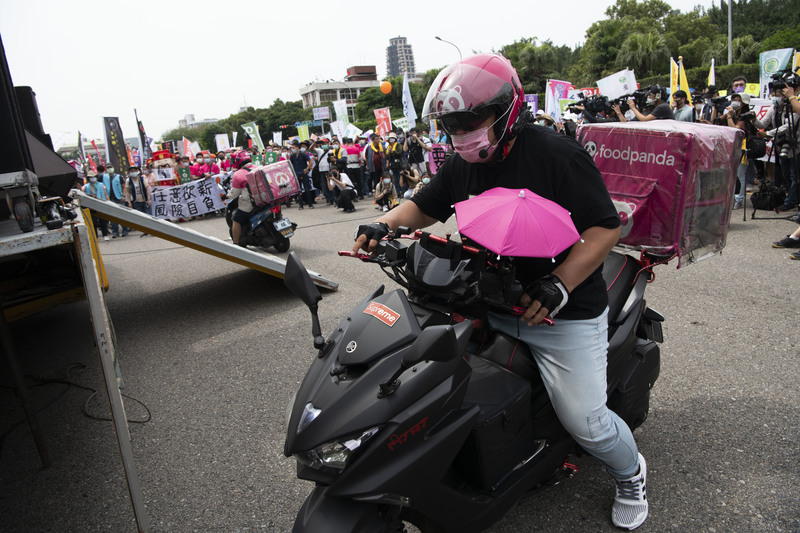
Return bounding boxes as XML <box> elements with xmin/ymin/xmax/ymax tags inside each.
<box><xmin>1</xmin><ymin>200</ymin><xmax>798</xmax><ymax>532</ymax></box>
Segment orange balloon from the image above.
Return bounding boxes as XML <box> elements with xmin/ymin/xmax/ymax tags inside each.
<box><xmin>380</xmin><ymin>81</ymin><xmax>392</xmax><ymax>94</ymax></box>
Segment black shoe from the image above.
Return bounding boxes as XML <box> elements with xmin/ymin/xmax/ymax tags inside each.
<box><xmin>298</xmin><ymin>205</ymin><xmax>304</xmax><ymax>210</ymax></box>
<box><xmin>775</xmin><ymin>204</ymin><xmax>798</xmax><ymax>213</ymax></box>
<box><xmin>771</xmin><ymin>235</ymin><xmax>800</xmax><ymax>248</ymax></box>
<box><xmin>790</xmin><ymin>251</ymin><xmax>800</xmax><ymax>260</ymax></box>
<box><xmin>308</xmin><ymin>204</ymin><xmax>314</xmax><ymax>209</ymax></box>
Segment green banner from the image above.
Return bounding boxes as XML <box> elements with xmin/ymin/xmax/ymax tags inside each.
<box><xmin>253</xmin><ymin>154</ymin><xmax>263</xmax><ymax>165</ymax></box>
<box><xmin>178</xmin><ymin>167</ymin><xmax>192</xmax><ymax>184</ymax></box>
<box><xmin>264</xmin><ymin>151</ymin><xmax>278</xmax><ymax>164</ymax></box>
<box><xmin>760</xmin><ymin>48</ymin><xmax>794</xmax><ymax>98</ymax></box>
<box><xmin>241</xmin><ymin>121</ymin><xmax>265</xmax><ymax>151</ymax></box>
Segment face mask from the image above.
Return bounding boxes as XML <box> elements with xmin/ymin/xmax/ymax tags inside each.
<box><xmin>322</xmin><ymin>144</ymin><xmax>329</xmax><ymax>150</ymax></box>
<box><xmin>422</xmin><ymin>177</ymin><xmax>430</xmax><ymax>185</ymax></box>
<box><xmin>300</xmin><ymin>147</ymin><xmax>306</xmax><ymax>152</ymax></box>
<box><xmin>291</xmin><ymin>148</ymin><xmax>297</xmax><ymax>154</ymax></box>
<box><xmin>538</xmin><ymin>120</ymin><xmax>547</xmax><ymax>126</ymax></box>
<box><xmin>772</xmin><ymin>96</ymin><xmax>782</xmax><ymax>105</ymax></box>
<box><xmin>359</xmin><ymin>141</ymin><xmax>366</xmax><ymax>146</ymax></box>
<box><xmin>450</xmin><ymin>124</ymin><xmax>497</xmax><ymax>164</ymax></box>
<box><xmin>332</xmin><ymin>144</ymin><xmax>339</xmax><ymax>149</ymax></box>
<box><xmin>130</xmin><ymin>172</ymin><xmax>139</xmax><ymax>177</ymax></box>
<box><xmin>646</xmin><ymin>98</ymin><xmax>656</xmax><ymax>105</ymax></box>
<box><xmin>108</xmin><ymin>168</ymin><xmax>114</xmax><ymax>174</ymax></box>
<box><xmin>731</xmin><ymin>101</ymin><xmax>742</xmax><ymax>110</ymax></box>
<box><xmin>383</xmin><ymin>178</ymin><xmax>391</xmax><ymax>184</ymax></box>
<box><xmin>89</xmin><ymin>177</ymin><xmax>97</xmax><ymax>183</ymax></box>
<box><xmin>733</xmin><ymin>86</ymin><xmax>745</xmax><ymax>93</ymax></box>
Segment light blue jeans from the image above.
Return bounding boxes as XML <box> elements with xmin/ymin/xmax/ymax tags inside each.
<box><xmin>489</xmin><ymin>308</ymin><xmax>639</xmax><ymax>478</ymax></box>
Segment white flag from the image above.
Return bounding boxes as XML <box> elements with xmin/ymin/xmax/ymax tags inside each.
<box><xmin>273</xmin><ymin>131</ymin><xmax>283</xmax><ymax>146</ymax></box>
<box><xmin>545</xmin><ymin>81</ymin><xmax>561</xmax><ymax>124</ymax></box>
<box><xmin>333</xmin><ymin>99</ymin><xmax>349</xmax><ymax>124</ymax></box>
<box><xmin>232</xmin><ymin>132</ymin><xmax>238</xmax><ymax>148</ymax></box>
<box><xmin>402</xmin><ymin>72</ymin><xmax>418</xmax><ymax>126</ymax></box>
<box><xmin>214</xmin><ymin>133</ymin><xmax>231</xmax><ymax>152</ymax></box>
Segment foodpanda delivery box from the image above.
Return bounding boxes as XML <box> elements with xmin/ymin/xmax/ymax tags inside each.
<box><xmin>246</xmin><ymin>159</ymin><xmax>301</xmax><ymax>206</ymax></box>
<box><xmin>576</xmin><ymin>121</ymin><xmax>744</xmax><ymax>266</ymax></box>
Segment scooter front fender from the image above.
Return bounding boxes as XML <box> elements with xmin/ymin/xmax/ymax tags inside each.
<box><xmin>293</xmin><ymin>485</ymin><xmax>397</xmax><ymax>533</ymax></box>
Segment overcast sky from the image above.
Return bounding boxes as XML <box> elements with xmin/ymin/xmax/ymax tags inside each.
<box><xmin>0</xmin><ymin>0</ymin><xmax>714</xmax><ymax>149</ymax></box>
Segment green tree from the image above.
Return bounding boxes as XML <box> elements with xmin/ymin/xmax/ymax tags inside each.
<box><xmin>615</xmin><ymin>32</ymin><xmax>671</xmax><ymax>76</ymax></box>
<box><xmin>760</xmin><ymin>21</ymin><xmax>800</xmax><ymax>51</ymax></box>
<box><xmin>706</xmin><ymin>0</ymin><xmax>800</xmax><ymax>43</ymax></box>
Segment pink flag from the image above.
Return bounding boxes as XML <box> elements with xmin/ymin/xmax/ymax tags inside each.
<box><xmin>182</xmin><ymin>137</ymin><xmax>192</xmax><ymax>160</ymax></box>
<box><xmin>374</xmin><ymin>108</ymin><xmax>392</xmax><ymax>137</ymax></box>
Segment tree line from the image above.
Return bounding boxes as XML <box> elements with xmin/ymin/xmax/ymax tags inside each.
<box><xmin>161</xmin><ymin>0</ymin><xmax>800</xmax><ymax>150</ymax></box>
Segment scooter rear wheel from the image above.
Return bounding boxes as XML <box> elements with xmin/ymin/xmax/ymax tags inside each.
<box><xmin>272</xmin><ymin>235</ymin><xmax>291</xmax><ymax>253</ymax></box>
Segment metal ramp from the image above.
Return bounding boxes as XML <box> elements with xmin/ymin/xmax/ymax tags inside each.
<box><xmin>71</xmin><ymin>190</ymin><xmax>338</xmax><ymax>291</ymax></box>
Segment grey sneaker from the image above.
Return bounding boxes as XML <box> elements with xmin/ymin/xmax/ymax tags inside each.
<box><xmin>612</xmin><ymin>453</ymin><xmax>648</xmax><ymax>530</ymax></box>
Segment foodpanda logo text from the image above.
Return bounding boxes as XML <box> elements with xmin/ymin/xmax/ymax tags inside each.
<box><xmin>595</xmin><ymin>145</ymin><xmax>675</xmax><ymax>167</ymax></box>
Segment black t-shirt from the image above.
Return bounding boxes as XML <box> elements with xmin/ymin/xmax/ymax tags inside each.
<box><xmin>649</xmin><ymin>102</ymin><xmax>675</xmax><ymax>120</ymax></box>
<box><xmin>410</xmin><ymin>125</ymin><xmax>620</xmax><ymax>320</ymax></box>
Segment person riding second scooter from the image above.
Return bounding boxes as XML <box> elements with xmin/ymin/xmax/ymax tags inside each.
<box><xmin>353</xmin><ymin>53</ymin><xmax>649</xmax><ymax>530</ymax></box>
<box><xmin>228</xmin><ymin>151</ymin><xmax>254</xmax><ymax>246</ymax></box>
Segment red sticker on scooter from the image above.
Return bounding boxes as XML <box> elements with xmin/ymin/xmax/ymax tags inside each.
<box><xmin>363</xmin><ymin>302</ymin><xmax>400</xmax><ymax>327</ymax></box>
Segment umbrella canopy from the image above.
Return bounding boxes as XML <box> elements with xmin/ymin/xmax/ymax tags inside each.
<box><xmin>454</xmin><ymin>187</ymin><xmax>581</xmax><ymax>258</ymax></box>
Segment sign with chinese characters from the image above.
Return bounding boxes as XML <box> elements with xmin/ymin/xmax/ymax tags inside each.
<box><xmin>428</xmin><ymin>144</ymin><xmax>449</xmax><ymax>175</ymax></box>
<box><xmin>150</xmin><ymin>177</ymin><xmax>226</xmax><ymax>219</ymax></box>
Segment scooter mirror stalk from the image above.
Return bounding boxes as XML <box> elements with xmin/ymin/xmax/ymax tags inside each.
<box><xmin>284</xmin><ymin>252</ymin><xmax>326</xmax><ymax>350</ymax></box>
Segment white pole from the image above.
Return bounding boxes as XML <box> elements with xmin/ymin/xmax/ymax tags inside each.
<box><xmin>728</xmin><ymin>0</ymin><xmax>733</xmax><ymax>65</ymax></box>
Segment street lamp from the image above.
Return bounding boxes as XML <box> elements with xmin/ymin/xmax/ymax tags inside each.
<box><xmin>435</xmin><ymin>36</ymin><xmax>462</xmax><ymax>60</ymax></box>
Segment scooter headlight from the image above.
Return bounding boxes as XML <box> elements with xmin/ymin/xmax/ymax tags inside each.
<box><xmin>295</xmin><ymin>426</ymin><xmax>381</xmax><ymax>472</ymax></box>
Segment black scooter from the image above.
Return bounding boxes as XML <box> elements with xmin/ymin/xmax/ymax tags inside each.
<box><xmin>283</xmin><ymin>228</ymin><xmax>664</xmax><ymax>532</ymax></box>
<box><xmin>225</xmin><ymin>197</ymin><xmax>296</xmax><ymax>253</ymax></box>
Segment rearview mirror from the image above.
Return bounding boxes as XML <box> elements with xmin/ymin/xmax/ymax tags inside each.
<box><xmin>285</xmin><ymin>252</ymin><xmax>322</xmax><ymax>308</ymax></box>
<box><xmin>401</xmin><ymin>325</ymin><xmax>458</xmax><ymax>368</ymax></box>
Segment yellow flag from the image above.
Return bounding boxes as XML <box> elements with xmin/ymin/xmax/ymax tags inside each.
<box><xmin>679</xmin><ymin>59</ymin><xmax>692</xmax><ymax>105</ymax></box>
<box><xmin>670</xmin><ymin>58</ymin><xmax>679</xmax><ymax>99</ymax></box>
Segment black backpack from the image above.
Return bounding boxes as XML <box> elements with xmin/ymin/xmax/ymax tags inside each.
<box><xmin>750</xmin><ymin>181</ymin><xmax>786</xmax><ymax>211</ymax></box>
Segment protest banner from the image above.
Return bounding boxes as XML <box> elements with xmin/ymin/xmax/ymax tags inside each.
<box><xmin>333</xmin><ymin>99</ymin><xmax>349</xmax><ymax>124</ymax></box>
<box><xmin>344</xmin><ymin>123</ymin><xmax>363</xmax><ymax>140</ymax></box>
<box><xmin>524</xmin><ymin>94</ymin><xmax>539</xmax><ymax>112</ymax></box>
<box><xmin>428</xmin><ymin>144</ymin><xmax>448</xmax><ymax>175</ymax></box>
<box><xmin>545</xmin><ymin>79</ymin><xmax>573</xmax><ymax>123</ymax></box>
<box><xmin>330</xmin><ymin>120</ymin><xmax>346</xmax><ymax>140</ymax></box>
<box><xmin>135</xmin><ymin>109</ymin><xmax>153</xmax><ymax>161</ymax></box>
<box><xmin>392</xmin><ymin>117</ymin><xmax>409</xmax><ymax>131</ymax></box>
<box><xmin>596</xmin><ymin>69</ymin><xmax>637</xmax><ymax>100</ymax></box>
<box><xmin>177</xmin><ymin>167</ymin><xmax>192</xmax><ymax>184</ymax></box>
<box><xmin>263</xmin><ymin>151</ymin><xmax>279</xmax><ymax>164</ymax></box>
<box><xmin>313</xmin><ymin>106</ymin><xmax>330</xmax><ymax>121</ymax></box>
<box><xmin>241</xmin><ymin>121</ymin><xmax>265</xmax><ymax>151</ymax></box>
<box><xmin>103</xmin><ymin>117</ymin><xmax>128</xmax><ymax>171</ymax></box>
<box><xmin>215</xmin><ymin>133</ymin><xmax>231</xmax><ymax>152</ymax></box>
<box><xmin>272</xmin><ymin>131</ymin><xmax>282</xmax><ymax>146</ymax></box>
<box><xmin>150</xmin><ymin>177</ymin><xmax>226</xmax><ymax>219</ymax></box>
<box><xmin>374</xmin><ymin>107</ymin><xmax>392</xmax><ymax>136</ymax></box>
<box><xmin>401</xmin><ymin>72</ymin><xmax>418</xmax><ymax>126</ymax></box>
<box><xmin>760</xmin><ymin>48</ymin><xmax>794</xmax><ymax>98</ymax></box>
<box><xmin>297</xmin><ymin>125</ymin><xmax>310</xmax><ymax>141</ymax></box>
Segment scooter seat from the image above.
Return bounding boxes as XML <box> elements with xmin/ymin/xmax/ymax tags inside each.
<box><xmin>603</xmin><ymin>252</ymin><xmax>638</xmax><ymax>326</ymax></box>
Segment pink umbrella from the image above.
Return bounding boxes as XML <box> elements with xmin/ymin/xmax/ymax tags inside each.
<box><xmin>454</xmin><ymin>187</ymin><xmax>581</xmax><ymax>258</ymax></box>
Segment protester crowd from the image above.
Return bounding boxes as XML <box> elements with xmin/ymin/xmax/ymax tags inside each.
<box><xmin>75</xmin><ymin>75</ymin><xmax>800</xmax><ymax>260</ymax></box>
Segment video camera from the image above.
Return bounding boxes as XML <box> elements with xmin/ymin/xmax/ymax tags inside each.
<box><xmin>769</xmin><ymin>67</ymin><xmax>800</xmax><ymax>92</ymax></box>
<box><xmin>567</xmin><ymin>93</ymin><xmax>612</xmax><ymax>115</ymax></box>
<box><xmin>615</xmin><ymin>89</ymin><xmax>649</xmax><ymax>113</ymax></box>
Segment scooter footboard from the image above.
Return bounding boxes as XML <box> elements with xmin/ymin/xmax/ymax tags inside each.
<box><xmin>293</xmin><ymin>485</ymin><xmax>397</xmax><ymax>532</ymax></box>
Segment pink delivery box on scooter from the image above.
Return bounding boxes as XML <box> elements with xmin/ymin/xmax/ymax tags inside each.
<box><xmin>246</xmin><ymin>159</ymin><xmax>301</xmax><ymax>206</ymax></box>
<box><xmin>577</xmin><ymin>121</ymin><xmax>744</xmax><ymax>266</ymax></box>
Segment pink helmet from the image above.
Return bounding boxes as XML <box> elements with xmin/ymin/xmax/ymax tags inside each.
<box><xmin>422</xmin><ymin>53</ymin><xmax>527</xmax><ymax>142</ymax></box>
<box><xmin>234</xmin><ymin>150</ymin><xmax>252</xmax><ymax>168</ymax></box>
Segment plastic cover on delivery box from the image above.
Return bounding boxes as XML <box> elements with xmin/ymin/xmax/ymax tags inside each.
<box><xmin>246</xmin><ymin>159</ymin><xmax>301</xmax><ymax>206</ymax></box>
<box><xmin>577</xmin><ymin>121</ymin><xmax>744</xmax><ymax>267</ymax></box>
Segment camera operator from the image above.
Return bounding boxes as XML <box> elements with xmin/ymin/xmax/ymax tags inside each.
<box><xmin>774</xmin><ymin>84</ymin><xmax>800</xmax><ymax>211</ymax></box>
<box><xmin>627</xmin><ymin>85</ymin><xmax>674</xmax><ymax>121</ymax></box>
<box><xmin>721</xmin><ymin>92</ymin><xmax>758</xmax><ymax>208</ymax></box>
<box><xmin>573</xmin><ymin>103</ymin><xmax>623</xmax><ymax>123</ymax></box>
<box><xmin>701</xmin><ymin>85</ymin><xmax>731</xmax><ymax>125</ymax></box>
